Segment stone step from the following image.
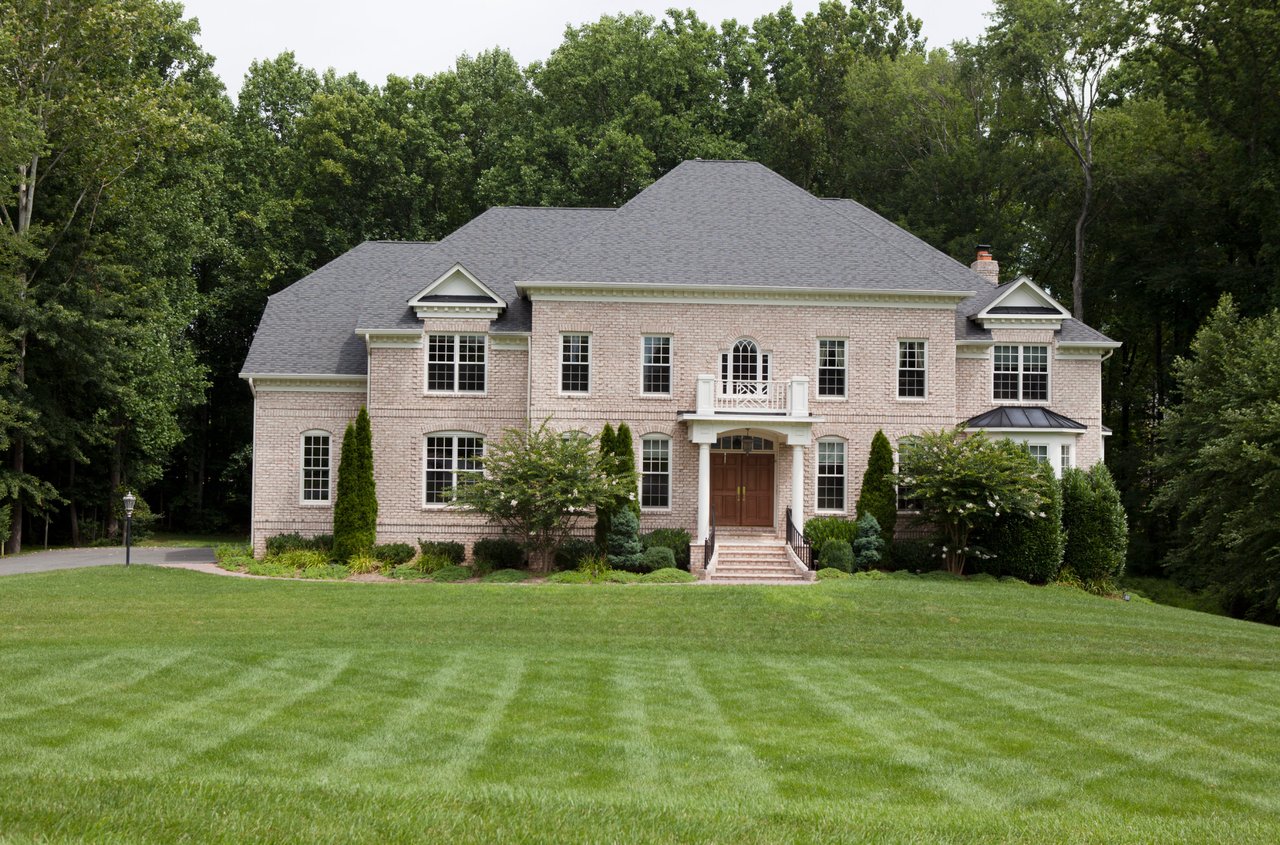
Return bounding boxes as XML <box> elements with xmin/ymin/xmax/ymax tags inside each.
<box><xmin>708</xmin><ymin>571</ymin><xmax>809</xmax><ymax>582</ymax></box>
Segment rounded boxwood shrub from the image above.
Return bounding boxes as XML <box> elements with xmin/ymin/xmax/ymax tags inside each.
<box><xmin>418</xmin><ymin>540</ymin><xmax>465</xmax><ymax>565</ymax></box>
<box><xmin>804</xmin><ymin>516</ymin><xmax>858</xmax><ymax>567</ymax></box>
<box><xmin>640</xmin><ymin>567</ymin><xmax>697</xmax><ymax>583</ymax></box>
<box><xmin>638</xmin><ymin>545</ymin><xmax>676</xmax><ymax>573</ymax></box>
<box><xmin>640</xmin><ymin>528</ymin><xmax>692</xmax><ymax>569</ymax></box>
<box><xmin>819</xmin><ymin>539</ymin><xmax>854</xmax><ymax>573</ymax></box>
<box><xmin>430</xmin><ymin>565</ymin><xmax>472</xmax><ymax>582</ymax></box>
<box><xmin>816</xmin><ymin>567</ymin><xmax>850</xmax><ymax>580</ymax></box>
<box><xmin>473</xmin><ymin>538</ymin><xmax>525</xmax><ymax>571</ymax></box>
<box><xmin>554</xmin><ymin>537</ymin><xmax>597</xmax><ymax>571</ymax></box>
<box><xmin>481</xmin><ymin>568</ymin><xmax>530</xmax><ymax>583</ymax></box>
<box><xmin>1061</xmin><ymin>465</ymin><xmax>1128</xmax><ymax>585</ymax></box>
<box><xmin>373</xmin><ymin>543</ymin><xmax>415</xmax><ymax>567</ymax></box>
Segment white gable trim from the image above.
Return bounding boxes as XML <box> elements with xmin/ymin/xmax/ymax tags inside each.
<box><xmin>241</xmin><ymin>373</ymin><xmax>368</xmax><ymax>395</ymax></box>
<box><xmin>410</xmin><ymin>263</ymin><xmax>506</xmax><ymax>320</ymax></box>
<box><xmin>976</xmin><ymin>276</ymin><xmax>1072</xmax><ymax>329</ymax></box>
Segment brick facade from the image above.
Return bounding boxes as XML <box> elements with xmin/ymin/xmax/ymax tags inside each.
<box><xmin>250</xmin><ymin>298</ymin><xmax>1110</xmax><ymax>555</ymax></box>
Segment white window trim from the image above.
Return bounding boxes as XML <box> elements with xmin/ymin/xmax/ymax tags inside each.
<box><xmin>640</xmin><ymin>334</ymin><xmax>673</xmax><ymax>397</ymax></box>
<box><xmin>422</xmin><ymin>431</ymin><xmax>485</xmax><ymax>509</ymax></box>
<box><xmin>816</xmin><ymin>337</ymin><xmax>848</xmax><ymax>400</ymax></box>
<box><xmin>992</xmin><ymin>343</ymin><xmax>1051</xmax><ymax>405</ymax></box>
<box><xmin>299</xmin><ymin>429</ymin><xmax>333</xmax><ymax>506</ymax></box>
<box><xmin>424</xmin><ymin>333</ymin><xmax>489</xmax><ymax>396</ymax></box>
<box><xmin>814</xmin><ymin>436</ymin><xmax>847</xmax><ymax>514</ymax></box>
<box><xmin>559</xmin><ymin>332</ymin><xmax>592</xmax><ymax>396</ymax></box>
<box><xmin>896</xmin><ymin>339</ymin><xmax>928</xmax><ymax>401</ymax></box>
<box><xmin>639</xmin><ymin>434</ymin><xmax>672</xmax><ymax>512</ymax></box>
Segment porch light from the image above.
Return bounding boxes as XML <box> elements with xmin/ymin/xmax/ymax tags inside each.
<box><xmin>743</xmin><ymin>430</ymin><xmax>754</xmax><ymax>454</ymax></box>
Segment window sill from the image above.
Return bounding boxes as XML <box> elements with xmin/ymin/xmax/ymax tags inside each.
<box><xmin>298</xmin><ymin>501</ymin><xmax>333</xmax><ymax>508</ymax></box>
<box><xmin>894</xmin><ymin>396</ymin><xmax>929</xmax><ymax>402</ymax></box>
<box><xmin>425</xmin><ymin>390</ymin><xmax>489</xmax><ymax>397</ymax></box>
<box><xmin>814</xmin><ymin>395</ymin><xmax>847</xmax><ymax>403</ymax></box>
<box><xmin>637</xmin><ymin>393</ymin><xmax>674</xmax><ymax>400</ymax></box>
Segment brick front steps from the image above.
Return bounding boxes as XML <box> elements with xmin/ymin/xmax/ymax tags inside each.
<box><xmin>705</xmin><ymin>538</ymin><xmax>813</xmax><ymax>584</ymax></box>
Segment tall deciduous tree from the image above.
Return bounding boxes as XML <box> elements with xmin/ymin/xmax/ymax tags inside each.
<box><xmin>984</xmin><ymin>0</ymin><xmax>1138</xmax><ymax>319</ymax></box>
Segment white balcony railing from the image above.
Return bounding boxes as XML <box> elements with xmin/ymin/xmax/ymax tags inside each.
<box><xmin>715</xmin><ymin>379</ymin><xmax>785</xmax><ymax>412</ymax></box>
<box><xmin>695</xmin><ymin>375</ymin><xmax>810</xmax><ymax>417</ymax></box>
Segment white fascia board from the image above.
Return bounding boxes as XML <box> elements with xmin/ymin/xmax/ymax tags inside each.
<box><xmin>409</xmin><ymin>263</ymin><xmax>507</xmax><ymax>308</ymax></box>
<box><xmin>354</xmin><ymin>328</ymin><xmax>421</xmax><ymax>336</ymax></box>
<box><xmin>239</xmin><ymin>372</ymin><xmax>368</xmax><ymax>393</ymax></box>
<box><xmin>514</xmin><ymin>280</ymin><xmax>974</xmax><ymax>308</ymax></box>
<box><xmin>1056</xmin><ymin>341</ymin><xmax>1123</xmax><ymax>350</ymax></box>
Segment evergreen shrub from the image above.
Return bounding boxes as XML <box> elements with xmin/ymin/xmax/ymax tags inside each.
<box><xmin>430</xmin><ymin>565</ymin><xmax>471</xmax><ymax>582</ymax></box>
<box><xmin>606</xmin><ymin>508</ymin><xmax>643</xmax><ymax>571</ymax></box>
<box><xmin>804</xmin><ymin>516</ymin><xmax>858</xmax><ymax>567</ymax></box>
<box><xmin>640</xmin><ymin>567</ymin><xmax>697</xmax><ymax>583</ymax></box>
<box><xmin>638</xmin><ymin>545</ymin><xmax>676</xmax><ymax>572</ymax></box>
<box><xmin>819</xmin><ymin>539</ymin><xmax>855</xmax><ymax>573</ymax></box>
<box><xmin>554</xmin><ymin>537</ymin><xmax>597</xmax><ymax>571</ymax></box>
<box><xmin>372</xmin><ymin>543</ymin><xmax>415</xmax><ymax>567</ymax></box>
<box><xmin>856</xmin><ymin>430</ymin><xmax>898</xmax><ymax>544</ymax></box>
<box><xmin>1061</xmin><ymin>465</ymin><xmax>1128</xmax><ymax>584</ymax></box>
<box><xmin>333</xmin><ymin>407</ymin><xmax>377</xmax><ymax>562</ymax></box>
<box><xmin>481</xmin><ymin>568</ymin><xmax>530</xmax><ymax>583</ymax></box>
<box><xmin>473</xmin><ymin>538</ymin><xmax>525</xmax><ymax>570</ymax></box>
<box><xmin>975</xmin><ymin>462</ymin><xmax>1065</xmax><ymax>584</ymax></box>
<box><xmin>641</xmin><ymin>528</ymin><xmax>692</xmax><ymax>569</ymax></box>
<box><xmin>816</xmin><ymin>568</ymin><xmax>850</xmax><ymax>580</ymax></box>
<box><xmin>851</xmin><ymin>513</ymin><xmax>884</xmax><ymax>570</ymax></box>
<box><xmin>419</xmin><ymin>541</ymin><xmax>465</xmax><ymax>565</ymax></box>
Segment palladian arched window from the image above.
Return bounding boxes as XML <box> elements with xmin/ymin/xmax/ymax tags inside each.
<box><xmin>720</xmin><ymin>339</ymin><xmax>771</xmax><ymax>395</ymax></box>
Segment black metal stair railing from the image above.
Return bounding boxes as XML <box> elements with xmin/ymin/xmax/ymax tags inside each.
<box><xmin>785</xmin><ymin>506</ymin><xmax>811</xmax><ymax>569</ymax></box>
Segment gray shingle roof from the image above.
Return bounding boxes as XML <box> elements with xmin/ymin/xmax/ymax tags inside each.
<box><xmin>964</xmin><ymin>406</ymin><xmax>1088</xmax><ymax>430</ymax></box>
<box><xmin>529</xmin><ymin>161</ymin><xmax>982</xmax><ymax>292</ymax></box>
<box><xmin>242</xmin><ymin>241</ymin><xmax>437</xmax><ymax>376</ymax></box>
<box><xmin>243</xmin><ymin>159</ymin><xmax>1116</xmax><ymax>378</ymax></box>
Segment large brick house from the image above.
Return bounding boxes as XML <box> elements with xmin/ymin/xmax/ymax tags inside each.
<box><xmin>242</xmin><ymin>160</ymin><xmax>1118</xmax><ymax>577</ymax></box>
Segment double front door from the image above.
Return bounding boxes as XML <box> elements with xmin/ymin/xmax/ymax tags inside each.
<box><xmin>711</xmin><ymin>452</ymin><xmax>774</xmax><ymax>527</ymax></box>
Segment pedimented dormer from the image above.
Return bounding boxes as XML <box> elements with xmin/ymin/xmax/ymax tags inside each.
<box><xmin>970</xmin><ymin>276</ymin><xmax>1072</xmax><ymax>331</ymax></box>
<box><xmin>409</xmin><ymin>263</ymin><xmax>506</xmax><ymax>321</ymax></box>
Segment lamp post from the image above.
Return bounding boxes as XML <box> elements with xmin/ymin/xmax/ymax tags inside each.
<box><xmin>122</xmin><ymin>491</ymin><xmax>136</xmax><ymax>567</ymax></box>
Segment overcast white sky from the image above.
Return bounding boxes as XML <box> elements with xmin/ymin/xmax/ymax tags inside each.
<box><xmin>181</xmin><ymin>0</ymin><xmax>995</xmax><ymax>94</ymax></box>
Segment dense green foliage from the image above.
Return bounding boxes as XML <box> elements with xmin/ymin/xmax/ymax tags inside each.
<box><xmin>452</xmin><ymin>421</ymin><xmax>628</xmax><ymax>572</ymax></box>
<box><xmin>851</xmin><ymin>513</ymin><xmax>885</xmax><ymax>570</ymax></box>
<box><xmin>332</xmin><ymin>408</ymin><xmax>376</xmax><ymax>562</ymax></box>
<box><xmin>897</xmin><ymin>429</ymin><xmax>1045</xmax><ymax>573</ymax></box>
<box><xmin>1061</xmin><ymin>464</ymin><xmax>1128</xmax><ymax>586</ymax></box>
<box><xmin>605</xmin><ymin>507</ymin><xmax>643</xmax><ymax>572</ymax></box>
<box><xmin>418</xmin><ymin>541</ymin><xmax>465</xmax><ymax>565</ymax></box>
<box><xmin>973</xmin><ymin>462</ymin><xmax>1066</xmax><ymax>584</ymax></box>
<box><xmin>803</xmin><ymin>515</ymin><xmax>858</xmax><ymax>567</ymax></box>
<box><xmin>265</xmin><ymin>532</ymin><xmax>332</xmax><ymax>558</ymax></box>
<box><xmin>4</xmin><ymin>567</ymin><xmax>1279</xmax><ymax>842</ymax></box>
<box><xmin>638</xmin><ymin>545</ymin><xmax>676</xmax><ymax>573</ymax></box>
<box><xmin>855</xmin><ymin>430</ymin><xmax>897</xmax><ymax>544</ymax></box>
<box><xmin>640</xmin><ymin>527</ymin><xmax>692</xmax><ymax>569</ymax></box>
<box><xmin>553</xmin><ymin>537</ymin><xmax>597</xmax><ymax>571</ymax></box>
<box><xmin>371</xmin><ymin>543</ymin><xmax>415</xmax><ymax>567</ymax></box>
<box><xmin>1151</xmin><ymin>297</ymin><xmax>1280</xmax><ymax>622</ymax></box>
<box><xmin>819</xmin><ymin>539</ymin><xmax>855</xmax><ymax>573</ymax></box>
<box><xmin>471</xmin><ymin>538</ymin><xmax>526</xmax><ymax>571</ymax></box>
<box><xmin>594</xmin><ymin>423</ymin><xmax>640</xmax><ymax>547</ymax></box>
<box><xmin>3</xmin><ymin>0</ymin><xmax>1278</xmax><ymax>621</ymax></box>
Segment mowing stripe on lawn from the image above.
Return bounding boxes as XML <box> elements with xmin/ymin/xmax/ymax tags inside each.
<box><xmin>1050</xmin><ymin>664</ymin><xmax>1280</xmax><ymax>727</ymax></box>
<box><xmin>433</xmin><ymin>655</ymin><xmax>527</xmax><ymax>785</ymax></box>
<box><xmin>0</xmin><ymin>649</ymin><xmax>192</xmax><ymax>724</ymax></box>
<box><xmin>609</xmin><ymin>658</ymin><xmax>664</xmax><ymax>798</ymax></box>
<box><xmin>919</xmin><ymin>664</ymin><xmax>1279</xmax><ymax>814</ymax></box>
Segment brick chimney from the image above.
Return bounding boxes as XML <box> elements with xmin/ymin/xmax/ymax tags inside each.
<box><xmin>971</xmin><ymin>244</ymin><xmax>999</xmax><ymax>285</ymax></box>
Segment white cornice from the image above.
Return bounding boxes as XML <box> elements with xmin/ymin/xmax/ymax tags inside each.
<box><xmin>514</xmin><ymin>281</ymin><xmax>973</xmax><ymax>309</ymax></box>
<box><xmin>490</xmin><ymin>333</ymin><xmax>530</xmax><ymax>351</ymax></box>
<box><xmin>241</xmin><ymin>373</ymin><xmax>367</xmax><ymax>393</ymax></box>
<box><xmin>359</xmin><ymin>329</ymin><xmax>422</xmax><ymax>350</ymax></box>
<box><xmin>412</xmin><ymin>304</ymin><xmax>503</xmax><ymax>320</ymax></box>
<box><xmin>964</xmin><ymin>426</ymin><xmax>1085</xmax><ymax>436</ymax></box>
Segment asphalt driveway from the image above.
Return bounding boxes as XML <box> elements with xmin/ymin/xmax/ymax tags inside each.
<box><xmin>0</xmin><ymin>546</ymin><xmax>215</xmax><ymax>576</ymax></box>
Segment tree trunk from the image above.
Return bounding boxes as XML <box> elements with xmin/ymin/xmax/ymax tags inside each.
<box><xmin>1072</xmin><ymin>164</ymin><xmax>1092</xmax><ymax>320</ymax></box>
<box><xmin>107</xmin><ymin>430</ymin><xmax>123</xmax><ymax>538</ymax></box>
<box><xmin>530</xmin><ymin>546</ymin><xmax>554</xmax><ymax>575</ymax></box>
<box><xmin>7</xmin><ymin>433</ymin><xmax>22</xmax><ymax>555</ymax></box>
<box><xmin>68</xmin><ymin>460</ymin><xmax>80</xmax><ymax>547</ymax></box>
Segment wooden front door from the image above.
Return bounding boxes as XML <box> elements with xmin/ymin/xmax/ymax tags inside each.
<box><xmin>710</xmin><ymin>452</ymin><xmax>774</xmax><ymax>527</ymax></box>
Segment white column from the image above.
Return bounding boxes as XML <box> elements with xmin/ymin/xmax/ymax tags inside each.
<box><xmin>697</xmin><ymin>442</ymin><xmax>712</xmax><ymax>542</ymax></box>
<box><xmin>791</xmin><ymin>443</ymin><xmax>805</xmax><ymax>525</ymax></box>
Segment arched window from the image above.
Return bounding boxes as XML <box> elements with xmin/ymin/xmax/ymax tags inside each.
<box><xmin>424</xmin><ymin>432</ymin><xmax>484</xmax><ymax>505</ymax></box>
<box><xmin>720</xmin><ymin>339</ymin><xmax>771</xmax><ymax>395</ymax></box>
<box><xmin>300</xmin><ymin>430</ymin><xmax>332</xmax><ymax>504</ymax></box>
<box><xmin>816</xmin><ymin>437</ymin><xmax>846</xmax><ymax>512</ymax></box>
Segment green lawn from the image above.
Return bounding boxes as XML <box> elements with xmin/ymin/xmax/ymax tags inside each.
<box><xmin>2</xmin><ymin>568</ymin><xmax>1278</xmax><ymax>843</ymax></box>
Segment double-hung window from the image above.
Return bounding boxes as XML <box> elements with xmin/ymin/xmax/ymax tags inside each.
<box><xmin>561</xmin><ymin>334</ymin><xmax>590</xmax><ymax>393</ymax></box>
<box><xmin>816</xmin><ymin>438</ymin><xmax>846</xmax><ymax>511</ymax></box>
<box><xmin>424</xmin><ymin>434</ymin><xmax>484</xmax><ymax>504</ymax></box>
<box><xmin>818</xmin><ymin>339</ymin><xmax>846</xmax><ymax>397</ymax></box>
<box><xmin>301</xmin><ymin>431</ymin><xmax>331</xmax><ymax>503</ymax></box>
<box><xmin>640</xmin><ymin>436</ymin><xmax>671</xmax><ymax>509</ymax></box>
<box><xmin>642</xmin><ymin>336</ymin><xmax>671</xmax><ymax>395</ymax></box>
<box><xmin>427</xmin><ymin>334</ymin><xmax>486</xmax><ymax>393</ymax></box>
<box><xmin>1060</xmin><ymin>444</ymin><xmax>1072</xmax><ymax>476</ymax></box>
<box><xmin>1027</xmin><ymin>444</ymin><xmax>1049</xmax><ymax>465</ymax></box>
<box><xmin>993</xmin><ymin>345</ymin><xmax>1048</xmax><ymax>402</ymax></box>
<box><xmin>897</xmin><ymin>340</ymin><xmax>926</xmax><ymax>398</ymax></box>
